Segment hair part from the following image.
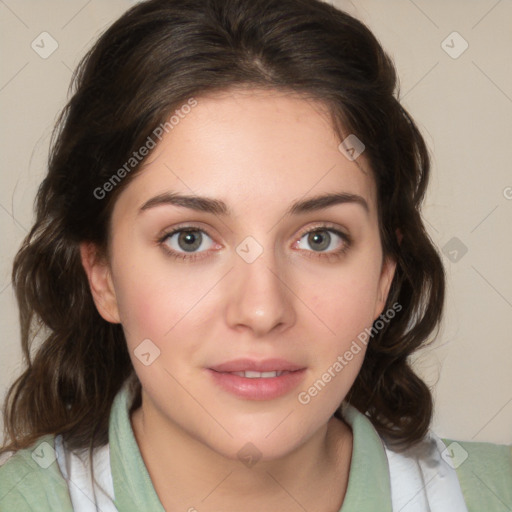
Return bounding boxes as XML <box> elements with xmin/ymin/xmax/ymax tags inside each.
<box><xmin>2</xmin><ymin>0</ymin><xmax>444</xmax><ymax>456</ymax></box>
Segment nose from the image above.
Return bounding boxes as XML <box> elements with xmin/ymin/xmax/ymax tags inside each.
<box><xmin>224</xmin><ymin>254</ymin><xmax>296</xmax><ymax>337</ymax></box>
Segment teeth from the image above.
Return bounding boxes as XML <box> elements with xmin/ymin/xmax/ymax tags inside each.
<box><xmin>230</xmin><ymin>370</ymin><xmax>287</xmax><ymax>378</ymax></box>
<box><xmin>246</xmin><ymin>371</ymin><xmax>278</xmax><ymax>378</ymax></box>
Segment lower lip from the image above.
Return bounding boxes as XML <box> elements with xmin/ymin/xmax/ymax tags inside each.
<box><xmin>206</xmin><ymin>369</ymin><xmax>306</xmax><ymax>400</ymax></box>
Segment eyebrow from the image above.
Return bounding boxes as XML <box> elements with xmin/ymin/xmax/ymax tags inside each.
<box><xmin>140</xmin><ymin>193</ymin><xmax>229</xmax><ymax>215</ymax></box>
<box><xmin>139</xmin><ymin>191</ymin><xmax>369</xmax><ymax>216</ymax></box>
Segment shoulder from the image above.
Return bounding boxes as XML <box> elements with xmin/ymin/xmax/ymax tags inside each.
<box><xmin>442</xmin><ymin>438</ymin><xmax>512</xmax><ymax>511</ymax></box>
<box><xmin>0</xmin><ymin>435</ymin><xmax>73</xmax><ymax>512</ymax></box>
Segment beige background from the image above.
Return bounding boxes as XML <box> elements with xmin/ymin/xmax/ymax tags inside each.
<box><xmin>0</xmin><ymin>0</ymin><xmax>511</xmax><ymax>444</ymax></box>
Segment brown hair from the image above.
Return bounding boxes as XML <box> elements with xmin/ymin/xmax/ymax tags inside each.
<box><xmin>1</xmin><ymin>0</ymin><xmax>444</xmax><ymax>455</ymax></box>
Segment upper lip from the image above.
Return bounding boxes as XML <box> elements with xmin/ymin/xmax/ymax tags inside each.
<box><xmin>209</xmin><ymin>358</ymin><xmax>305</xmax><ymax>373</ymax></box>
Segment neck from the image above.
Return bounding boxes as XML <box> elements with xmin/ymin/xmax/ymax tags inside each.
<box><xmin>131</xmin><ymin>395</ymin><xmax>353</xmax><ymax>512</ymax></box>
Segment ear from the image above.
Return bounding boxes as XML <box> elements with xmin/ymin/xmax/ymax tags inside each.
<box><xmin>80</xmin><ymin>242</ymin><xmax>121</xmax><ymax>324</ymax></box>
<box><xmin>373</xmin><ymin>254</ymin><xmax>397</xmax><ymax>320</ymax></box>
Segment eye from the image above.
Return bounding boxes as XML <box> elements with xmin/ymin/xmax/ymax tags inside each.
<box><xmin>162</xmin><ymin>229</ymin><xmax>215</xmax><ymax>254</ymax></box>
<box><xmin>296</xmin><ymin>228</ymin><xmax>348</xmax><ymax>253</ymax></box>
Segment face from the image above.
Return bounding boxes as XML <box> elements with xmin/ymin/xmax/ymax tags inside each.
<box><xmin>82</xmin><ymin>88</ymin><xmax>396</xmax><ymax>461</ymax></box>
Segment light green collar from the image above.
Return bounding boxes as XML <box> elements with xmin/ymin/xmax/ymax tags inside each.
<box><xmin>339</xmin><ymin>403</ymin><xmax>393</xmax><ymax>511</ymax></box>
<box><xmin>110</xmin><ymin>385</ymin><xmax>164</xmax><ymax>512</ymax></box>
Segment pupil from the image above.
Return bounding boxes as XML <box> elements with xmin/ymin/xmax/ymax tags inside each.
<box><xmin>178</xmin><ymin>231</ymin><xmax>202</xmax><ymax>252</ymax></box>
<box><xmin>308</xmin><ymin>231</ymin><xmax>330</xmax><ymax>251</ymax></box>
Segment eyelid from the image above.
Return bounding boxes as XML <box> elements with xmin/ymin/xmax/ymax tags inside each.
<box><xmin>295</xmin><ymin>222</ymin><xmax>351</xmax><ymax>243</ymax></box>
<box><xmin>157</xmin><ymin>222</ymin><xmax>215</xmax><ymax>242</ymax></box>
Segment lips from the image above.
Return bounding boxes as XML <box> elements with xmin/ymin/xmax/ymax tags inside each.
<box><xmin>207</xmin><ymin>358</ymin><xmax>306</xmax><ymax>400</ymax></box>
<box><xmin>209</xmin><ymin>358</ymin><xmax>304</xmax><ymax>373</ymax></box>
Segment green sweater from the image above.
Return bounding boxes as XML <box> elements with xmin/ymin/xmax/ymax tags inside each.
<box><xmin>1</xmin><ymin>386</ymin><xmax>511</xmax><ymax>511</ymax></box>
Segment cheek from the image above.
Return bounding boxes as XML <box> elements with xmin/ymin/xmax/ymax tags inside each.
<box><xmin>113</xmin><ymin>269</ymin><xmax>212</xmax><ymax>394</ymax></box>
<box><xmin>114</xmin><ymin>273</ymin><xmax>169</xmax><ymax>344</ymax></box>
<box><xmin>293</xmin><ymin>254</ymin><xmax>382</xmax><ymax>404</ymax></box>
<box><xmin>112</xmin><ymin>255</ymin><xmax>225</xmax><ymax>356</ymax></box>
<box><xmin>302</xmin><ymin>263</ymin><xmax>381</xmax><ymax>341</ymax></box>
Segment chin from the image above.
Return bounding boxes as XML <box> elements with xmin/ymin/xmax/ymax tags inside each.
<box><xmin>209</xmin><ymin>416</ymin><xmax>321</xmax><ymax>464</ymax></box>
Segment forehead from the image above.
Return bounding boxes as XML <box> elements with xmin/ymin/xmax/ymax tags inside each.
<box><xmin>113</xmin><ymin>87</ymin><xmax>377</xmax><ymax>219</ymax></box>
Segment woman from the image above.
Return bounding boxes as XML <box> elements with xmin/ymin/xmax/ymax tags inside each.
<box><xmin>1</xmin><ymin>0</ymin><xmax>510</xmax><ymax>510</ymax></box>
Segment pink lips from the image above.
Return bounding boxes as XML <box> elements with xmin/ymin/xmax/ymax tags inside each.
<box><xmin>207</xmin><ymin>358</ymin><xmax>306</xmax><ymax>401</ymax></box>
<box><xmin>210</xmin><ymin>358</ymin><xmax>304</xmax><ymax>373</ymax></box>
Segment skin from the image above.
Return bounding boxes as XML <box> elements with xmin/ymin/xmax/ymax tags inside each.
<box><xmin>81</xmin><ymin>87</ymin><xmax>396</xmax><ymax>511</ymax></box>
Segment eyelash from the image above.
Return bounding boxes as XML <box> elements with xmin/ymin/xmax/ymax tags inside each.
<box><xmin>157</xmin><ymin>224</ymin><xmax>215</xmax><ymax>262</ymax></box>
<box><xmin>296</xmin><ymin>224</ymin><xmax>352</xmax><ymax>262</ymax></box>
<box><xmin>156</xmin><ymin>223</ymin><xmax>352</xmax><ymax>262</ymax></box>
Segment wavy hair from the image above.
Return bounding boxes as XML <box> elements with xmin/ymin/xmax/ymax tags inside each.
<box><xmin>1</xmin><ymin>0</ymin><xmax>444</xmax><ymax>455</ymax></box>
